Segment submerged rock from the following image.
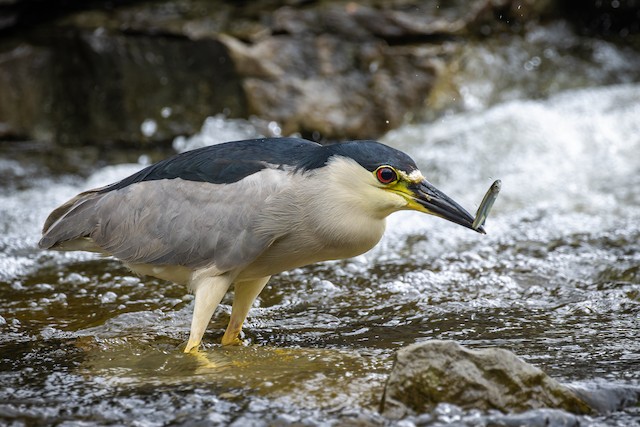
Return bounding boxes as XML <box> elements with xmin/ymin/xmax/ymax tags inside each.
<box><xmin>570</xmin><ymin>382</ymin><xmax>640</xmax><ymax>415</ymax></box>
<box><xmin>380</xmin><ymin>340</ymin><xmax>593</xmax><ymax>418</ymax></box>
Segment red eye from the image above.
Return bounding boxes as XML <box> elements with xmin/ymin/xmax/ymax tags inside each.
<box><xmin>376</xmin><ymin>167</ymin><xmax>397</xmax><ymax>184</ymax></box>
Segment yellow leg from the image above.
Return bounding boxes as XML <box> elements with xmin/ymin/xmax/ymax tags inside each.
<box><xmin>184</xmin><ymin>274</ymin><xmax>233</xmax><ymax>353</ymax></box>
<box><xmin>221</xmin><ymin>276</ymin><xmax>270</xmax><ymax>346</ymax></box>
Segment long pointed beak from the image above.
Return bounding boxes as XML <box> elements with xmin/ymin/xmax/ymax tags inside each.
<box><xmin>409</xmin><ymin>180</ymin><xmax>485</xmax><ymax>234</ymax></box>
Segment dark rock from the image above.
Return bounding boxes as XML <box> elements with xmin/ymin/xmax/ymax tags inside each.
<box><xmin>570</xmin><ymin>382</ymin><xmax>640</xmax><ymax>414</ymax></box>
<box><xmin>221</xmin><ymin>33</ymin><xmax>439</xmax><ymax>139</ymax></box>
<box><xmin>380</xmin><ymin>340</ymin><xmax>593</xmax><ymax>418</ymax></box>
<box><xmin>0</xmin><ymin>0</ymin><xmax>625</xmax><ymax>145</ymax></box>
<box><xmin>0</xmin><ymin>24</ymin><xmax>245</xmax><ymax>144</ymax></box>
<box><xmin>559</xmin><ymin>0</ymin><xmax>640</xmax><ymax>36</ymax></box>
<box><xmin>0</xmin><ymin>43</ymin><xmax>54</xmax><ymax>141</ymax></box>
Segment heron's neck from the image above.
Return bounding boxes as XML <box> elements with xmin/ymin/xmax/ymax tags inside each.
<box><xmin>300</xmin><ymin>159</ymin><xmax>395</xmax><ymax>254</ymax></box>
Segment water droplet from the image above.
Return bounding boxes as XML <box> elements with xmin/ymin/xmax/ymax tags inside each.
<box><xmin>161</xmin><ymin>107</ymin><xmax>172</xmax><ymax>118</ymax></box>
<box><xmin>100</xmin><ymin>291</ymin><xmax>118</xmax><ymax>304</ymax></box>
<box><xmin>140</xmin><ymin>119</ymin><xmax>158</xmax><ymax>137</ymax></box>
<box><xmin>267</xmin><ymin>121</ymin><xmax>282</xmax><ymax>136</ymax></box>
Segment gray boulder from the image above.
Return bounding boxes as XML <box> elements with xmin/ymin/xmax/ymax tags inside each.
<box><xmin>380</xmin><ymin>340</ymin><xmax>593</xmax><ymax>418</ymax></box>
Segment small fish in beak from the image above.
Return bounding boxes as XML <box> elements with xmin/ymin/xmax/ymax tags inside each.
<box><xmin>472</xmin><ymin>180</ymin><xmax>501</xmax><ymax>230</ymax></box>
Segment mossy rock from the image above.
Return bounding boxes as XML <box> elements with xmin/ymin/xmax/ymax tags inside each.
<box><xmin>381</xmin><ymin>340</ymin><xmax>593</xmax><ymax>418</ymax></box>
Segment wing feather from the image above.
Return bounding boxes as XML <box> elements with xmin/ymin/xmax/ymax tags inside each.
<box><xmin>42</xmin><ymin>168</ymin><xmax>292</xmax><ymax>272</ymax></box>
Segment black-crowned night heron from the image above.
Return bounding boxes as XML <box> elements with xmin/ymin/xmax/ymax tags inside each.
<box><xmin>39</xmin><ymin>137</ymin><xmax>483</xmax><ymax>352</ymax></box>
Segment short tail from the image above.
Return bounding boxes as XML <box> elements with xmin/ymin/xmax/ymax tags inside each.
<box><xmin>39</xmin><ymin>188</ymin><xmax>106</xmax><ymax>252</ymax></box>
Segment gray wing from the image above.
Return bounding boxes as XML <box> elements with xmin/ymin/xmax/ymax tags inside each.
<box><xmin>40</xmin><ymin>168</ymin><xmax>291</xmax><ymax>272</ymax></box>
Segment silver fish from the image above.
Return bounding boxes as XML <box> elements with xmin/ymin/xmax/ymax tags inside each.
<box><xmin>473</xmin><ymin>179</ymin><xmax>501</xmax><ymax>230</ymax></box>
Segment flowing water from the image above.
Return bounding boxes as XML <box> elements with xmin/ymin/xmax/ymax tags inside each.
<box><xmin>1</xmin><ymin>37</ymin><xmax>640</xmax><ymax>427</ymax></box>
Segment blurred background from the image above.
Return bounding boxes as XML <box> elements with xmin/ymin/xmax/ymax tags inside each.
<box><xmin>1</xmin><ymin>1</ymin><xmax>639</xmax><ymax>426</ymax></box>
<box><xmin>1</xmin><ymin>0</ymin><xmax>639</xmax><ymax>148</ymax></box>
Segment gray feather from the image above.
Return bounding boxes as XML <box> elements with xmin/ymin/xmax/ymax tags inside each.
<box><xmin>39</xmin><ymin>168</ymin><xmax>293</xmax><ymax>272</ymax></box>
<box><xmin>39</xmin><ymin>188</ymin><xmax>106</xmax><ymax>250</ymax></box>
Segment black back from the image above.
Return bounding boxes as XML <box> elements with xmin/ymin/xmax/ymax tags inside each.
<box><xmin>100</xmin><ymin>137</ymin><xmax>418</xmax><ymax>192</ymax></box>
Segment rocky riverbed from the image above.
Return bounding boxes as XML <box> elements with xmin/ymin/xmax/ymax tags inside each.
<box><xmin>1</xmin><ymin>1</ymin><xmax>639</xmax><ymax>426</ymax></box>
<box><xmin>1</xmin><ymin>83</ymin><xmax>639</xmax><ymax>425</ymax></box>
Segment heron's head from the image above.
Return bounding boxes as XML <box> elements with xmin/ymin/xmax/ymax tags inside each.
<box><xmin>316</xmin><ymin>141</ymin><xmax>484</xmax><ymax>234</ymax></box>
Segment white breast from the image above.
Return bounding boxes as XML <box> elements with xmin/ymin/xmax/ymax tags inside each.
<box><xmin>239</xmin><ymin>156</ymin><xmax>406</xmax><ymax>279</ymax></box>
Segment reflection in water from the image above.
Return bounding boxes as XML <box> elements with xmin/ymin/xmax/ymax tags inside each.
<box><xmin>81</xmin><ymin>343</ymin><xmax>386</xmax><ymax>410</ymax></box>
<box><xmin>1</xmin><ymin>83</ymin><xmax>639</xmax><ymax>425</ymax></box>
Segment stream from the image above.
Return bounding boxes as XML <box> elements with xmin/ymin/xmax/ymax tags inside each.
<box><xmin>1</xmin><ymin>30</ymin><xmax>640</xmax><ymax>427</ymax></box>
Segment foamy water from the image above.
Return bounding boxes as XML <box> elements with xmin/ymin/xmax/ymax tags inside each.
<box><xmin>1</xmin><ymin>83</ymin><xmax>638</xmax><ymax>426</ymax></box>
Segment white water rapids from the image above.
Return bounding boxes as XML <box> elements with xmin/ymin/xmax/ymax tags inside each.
<box><xmin>0</xmin><ymin>83</ymin><xmax>638</xmax><ymax>426</ymax></box>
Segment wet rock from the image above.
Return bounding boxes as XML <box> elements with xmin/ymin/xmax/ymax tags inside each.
<box><xmin>0</xmin><ymin>44</ymin><xmax>53</xmax><ymax>141</ymax></box>
<box><xmin>0</xmin><ymin>0</ymin><xmax>614</xmax><ymax>144</ymax></box>
<box><xmin>0</xmin><ymin>27</ymin><xmax>245</xmax><ymax>144</ymax></box>
<box><xmin>380</xmin><ymin>340</ymin><xmax>593</xmax><ymax>418</ymax></box>
<box><xmin>484</xmin><ymin>408</ymin><xmax>582</xmax><ymax>427</ymax></box>
<box><xmin>570</xmin><ymin>382</ymin><xmax>640</xmax><ymax>414</ymax></box>
<box><xmin>222</xmin><ymin>33</ymin><xmax>440</xmax><ymax>139</ymax></box>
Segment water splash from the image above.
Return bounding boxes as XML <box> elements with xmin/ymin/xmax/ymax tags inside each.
<box><xmin>1</xmin><ymin>84</ymin><xmax>639</xmax><ymax>426</ymax></box>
